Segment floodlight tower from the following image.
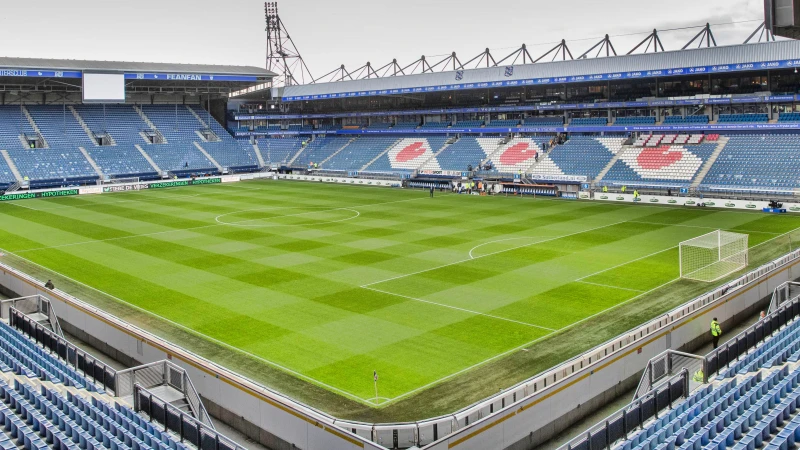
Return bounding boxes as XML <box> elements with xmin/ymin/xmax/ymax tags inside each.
<box><xmin>265</xmin><ymin>2</ymin><xmax>314</xmax><ymax>86</ymax></box>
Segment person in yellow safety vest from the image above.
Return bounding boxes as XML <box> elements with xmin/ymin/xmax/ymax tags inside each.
<box><xmin>692</xmin><ymin>369</ymin><xmax>704</xmax><ymax>383</ymax></box>
<box><xmin>621</xmin><ymin>186</ymin><xmax>627</xmax><ymax>194</ymax></box>
<box><xmin>602</xmin><ymin>185</ymin><xmax>608</xmax><ymax>193</ymax></box>
<box><xmin>711</xmin><ymin>317</ymin><xmax>722</xmax><ymax>349</ymax></box>
<box><xmin>633</xmin><ymin>190</ymin><xmax>639</xmax><ymax>201</ymax></box>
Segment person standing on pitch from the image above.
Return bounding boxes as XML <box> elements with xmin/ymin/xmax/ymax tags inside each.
<box><xmin>429</xmin><ymin>186</ymin><xmax>434</xmax><ymax>198</ymax></box>
<box><xmin>711</xmin><ymin>317</ymin><xmax>722</xmax><ymax>349</ymax></box>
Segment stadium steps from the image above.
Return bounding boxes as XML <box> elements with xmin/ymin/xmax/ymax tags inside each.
<box><xmin>479</xmin><ymin>138</ymin><xmax>509</xmax><ymax>168</ymax></box>
<box><xmin>420</xmin><ymin>136</ymin><xmax>458</xmax><ymax>170</ymax></box>
<box><xmin>185</xmin><ymin>105</ymin><xmax>209</xmax><ymax>129</ymax></box>
<box><xmin>135</xmin><ymin>144</ymin><xmax>162</xmax><ymax>173</ymax></box>
<box><xmin>132</xmin><ymin>105</ymin><xmax>166</xmax><ymax>143</ymax></box>
<box><xmin>68</xmin><ymin>106</ymin><xmax>100</xmax><ymax>146</ymax></box>
<box><xmin>192</xmin><ymin>142</ymin><xmax>223</xmax><ymax>171</ymax></box>
<box><xmin>319</xmin><ymin>137</ymin><xmax>357</xmax><ymax>166</ymax></box>
<box><xmin>77</xmin><ymin>147</ymin><xmax>106</xmax><ymax>178</ymax></box>
<box><xmin>286</xmin><ymin>140</ymin><xmax>310</xmax><ymax>166</ymax></box>
<box><xmin>252</xmin><ymin>143</ymin><xmax>266</xmax><ymax>167</ymax></box>
<box><xmin>0</xmin><ymin>151</ymin><xmax>23</xmax><ymax>183</ymax></box>
<box><xmin>691</xmin><ymin>136</ymin><xmax>729</xmax><ymax>188</ymax></box>
<box><xmin>360</xmin><ymin>138</ymin><xmax>402</xmax><ymax>171</ymax></box>
<box><xmin>20</xmin><ymin>106</ymin><xmax>48</xmax><ymax>149</ymax></box>
<box><xmin>594</xmin><ymin>145</ymin><xmax>632</xmax><ymax>183</ymax></box>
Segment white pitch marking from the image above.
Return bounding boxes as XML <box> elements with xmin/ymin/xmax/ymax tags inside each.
<box><xmin>216</xmin><ymin>207</ymin><xmax>361</xmax><ymax>228</ymax></box>
<box><xmin>629</xmin><ymin>220</ymin><xmax>781</xmax><ymax>235</ymax></box>
<box><xmin>575</xmin><ymin>280</ymin><xmax>644</xmax><ymax>292</ymax></box>
<box><xmin>363</xmin><ymin>286</ymin><xmax>557</xmax><ymax>332</ymax></box>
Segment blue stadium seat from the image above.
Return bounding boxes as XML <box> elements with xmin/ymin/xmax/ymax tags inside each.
<box><xmin>701</xmin><ymin>134</ymin><xmax>800</xmax><ymax>190</ymax></box>
<box><xmin>614</xmin><ymin>116</ymin><xmax>656</xmax><ymax>126</ymax></box>
<box><xmin>717</xmin><ymin>114</ymin><xmax>769</xmax><ymax>123</ymax></box>
<box><xmin>662</xmin><ymin>115</ymin><xmax>710</xmax><ymax>124</ymax></box>
<box><xmin>323</xmin><ymin>136</ymin><xmax>398</xmax><ymax>171</ymax></box>
<box><xmin>570</xmin><ymin>117</ymin><xmax>608</xmax><ymax>126</ymax></box>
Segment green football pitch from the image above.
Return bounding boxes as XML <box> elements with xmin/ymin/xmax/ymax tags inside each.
<box><xmin>0</xmin><ymin>180</ymin><xmax>799</xmax><ymax>421</ymax></box>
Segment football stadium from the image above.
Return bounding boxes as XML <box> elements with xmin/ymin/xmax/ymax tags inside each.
<box><xmin>5</xmin><ymin>1</ymin><xmax>800</xmax><ymax>450</ymax></box>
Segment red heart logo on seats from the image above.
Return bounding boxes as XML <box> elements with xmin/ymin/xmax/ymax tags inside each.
<box><xmin>499</xmin><ymin>142</ymin><xmax>533</xmax><ymax>165</ymax></box>
<box><xmin>637</xmin><ymin>147</ymin><xmax>683</xmax><ymax>170</ymax></box>
<box><xmin>396</xmin><ymin>142</ymin><xmax>426</xmax><ymax>162</ymax></box>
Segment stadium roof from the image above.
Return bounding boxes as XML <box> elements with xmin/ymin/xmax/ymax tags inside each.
<box><xmin>0</xmin><ymin>57</ymin><xmax>274</xmax><ymax>78</ymax></box>
<box><xmin>281</xmin><ymin>40</ymin><xmax>800</xmax><ymax>101</ymax></box>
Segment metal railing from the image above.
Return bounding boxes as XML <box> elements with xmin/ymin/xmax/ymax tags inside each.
<box><xmin>705</xmin><ymin>283</ymin><xmax>800</xmax><ymax>378</ymax></box>
<box><xmin>9</xmin><ymin>307</ymin><xmax>115</xmax><ymax>393</ymax></box>
<box><xmin>559</xmin><ymin>370</ymin><xmax>689</xmax><ymax>450</ymax></box>
<box><xmin>134</xmin><ymin>384</ymin><xmax>241</xmax><ymax>450</ymax></box>
<box><xmin>116</xmin><ymin>360</ymin><xmax>213</xmax><ymax>429</ymax></box>
<box><xmin>632</xmin><ymin>350</ymin><xmax>705</xmax><ymax>400</ymax></box>
<box><xmin>2</xmin><ymin>295</ymin><xmax>63</xmax><ymax>337</ymax></box>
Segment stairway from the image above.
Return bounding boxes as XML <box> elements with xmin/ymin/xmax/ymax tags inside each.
<box><xmin>252</xmin><ymin>143</ymin><xmax>266</xmax><ymax>167</ymax></box>
<box><xmin>78</xmin><ymin>147</ymin><xmax>105</xmax><ymax>178</ymax></box>
<box><xmin>691</xmin><ymin>136</ymin><xmax>729</xmax><ymax>188</ymax></box>
<box><xmin>135</xmin><ymin>144</ymin><xmax>162</xmax><ymax>173</ymax></box>
<box><xmin>360</xmin><ymin>139</ymin><xmax>401</xmax><ymax>171</ymax></box>
<box><xmin>186</xmin><ymin>105</ymin><xmax>209</xmax><ymax>128</ymax></box>
<box><xmin>133</xmin><ymin>106</ymin><xmax>166</xmax><ymax>143</ymax></box>
<box><xmin>593</xmin><ymin>145</ymin><xmax>631</xmax><ymax>183</ymax></box>
<box><xmin>193</xmin><ymin>142</ymin><xmax>223</xmax><ymax>171</ymax></box>
<box><xmin>1</xmin><ymin>150</ymin><xmax>23</xmax><ymax>182</ymax></box>
<box><xmin>69</xmin><ymin>106</ymin><xmax>100</xmax><ymax>146</ymax></box>
<box><xmin>287</xmin><ymin>140</ymin><xmax>310</xmax><ymax>166</ymax></box>
<box><xmin>419</xmin><ymin>136</ymin><xmax>458</xmax><ymax>170</ymax></box>
<box><xmin>319</xmin><ymin>137</ymin><xmax>357</xmax><ymax>167</ymax></box>
<box><xmin>20</xmin><ymin>105</ymin><xmax>48</xmax><ymax>148</ymax></box>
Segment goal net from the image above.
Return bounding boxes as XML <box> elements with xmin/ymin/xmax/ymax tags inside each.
<box><xmin>680</xmin><ymin>230</ymin><xmax>748</xmax><ymax>282</ymax></box>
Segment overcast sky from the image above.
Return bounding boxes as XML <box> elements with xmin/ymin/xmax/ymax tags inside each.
<box><xmin>0</xmin><ymin>0</ymin><xmax>771</xmax><ymax>79</ymax></box>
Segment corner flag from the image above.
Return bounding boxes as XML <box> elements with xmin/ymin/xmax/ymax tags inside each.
<box><xmin>373</xmin><ymin>370</ymin><xmax>379</xmax><ymax>400</ymax></box>
<box><xmin>373</xmin><ymin>370</ymin><xmax>378</xmax><ymax>382</ymax></box>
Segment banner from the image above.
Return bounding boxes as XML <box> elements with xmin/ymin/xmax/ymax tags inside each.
<box><xmin>0</xmin><ymin>189</ymin><xmax>79</xmax><ymax>202</ymax></box>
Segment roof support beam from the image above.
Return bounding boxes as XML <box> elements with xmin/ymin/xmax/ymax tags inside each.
<box><xmin>461</xmin><ymin>49</ymin><xmax>498</xmax><ymax>69</ymax></box>
<box><xmin>533</xmin><ymin>39</ymin><xmax>573</xmax><ymax>63</ymax></box>
<box><xmin>682</xmin><ymin>23</ymin><xmax>717</xmax><ymax>49</ymax></box>
<box><xmin>627</xmin><ymin>29</ymin><xmax>665</xmax><ymax>55</ymax></box>
<box><xmin>744</xmin><ymin>22</ymin><xmax>776</xmax><ymax>44</ymax></box>
<box><xmin>495</xmin><ymin>44</ymin><xmax>535</xmax><ymax>66</ymax></box>
<box><xmin>578</xmin><ymin>35</ymin><xmax>617</xmax><ymax>59</ymax></box>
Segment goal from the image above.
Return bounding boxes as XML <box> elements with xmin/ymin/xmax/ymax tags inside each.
<box><xmin>679</xmin><ymin>230</ymin><xmax>749</xmax><ymax>282</ymax></box>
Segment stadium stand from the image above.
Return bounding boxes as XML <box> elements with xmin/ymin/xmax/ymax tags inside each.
<box><xmin>717</xmin><ymin>113</ymin><xmax>769</xmax><ymax>123</ymax></box>
<box><xmin>366</xmin><ymin>122</ymin><xmax>393</xmax><ymax>129</ymax></box>
<box><xmin>74</xmin><ymin>105</ymin><xmax>147</xmax><ymax>145</ymax></box>
<box><xmin>427</xmin><ymin>136</ymin><xmax>493</xmax><ymax>171</ymax></box>
<box><xmin>323</xmin><ymin>136</ymin><xmax>398</xmax><ymax>170</ymax></box>
<box><xmin>139</xmin><ymin>105</ymin><xmax>203</xmax><ymax>142</ymax></box>
<box><xmin>140</xmin><ymin>142</ymin><xmax>215</xmax><ymax>173</ymax></box>
<box><xmin>420</xmin><ymin>122</ymin><xmax>448</xmax><ymax>129</ymax></box>
<box><xmin>0</xmin><ymin>158</ymin><xmax>15</xmax><ymax>188</ymax></box>
<box><xmin>186</xmin><ymin>105</ymin><xmax>259</xmax><ymax>170</ymax></box>
<box><xmin>778</xmin><ymin>112</ymin><xmax>800</xmax><ymax>122</ymax></box>
<box><xmin>488</xmin><ymin>120</ymin><xmax>519</xmax><ymax>127</ymax></box>
<box><xmin>393</xmin><ymin>122</ymin><xmax>419</xmax><ymax>129</ymax></box>
<box><xmin>365</xmin><ymin>136</ymin><xmax>448</xmax><ymax>172</ymax></box>
<box><xmin>486</xmin><ymin>137</ymin><xmax>546</xmax><ymax>173</ymax></box>
<box><xmin>7</xmin><ymin>148</ymin><xmax>98</xmax><ymax>187</ymax></box>
<box><xmin>614</xmin><ymin>116</ymin><xmax>656</xmax><ymax>126</ymax></box>
<box><xmin>26</xmin><ymin>106</ymin><xmax>96</xmax><ymax>149</ymax></box>
<box><xmin>532</xmin><ymin>136</ymin><xmax>623</xmax><ymax>179</ymax></box>
<box><xmin>85</xmin><ymin>146</ymin><xmax>158</xmax><ymax>179</ymax></box>
<box><xmin>456</xmin><ymin>120</ymin><xmax>484</xmax><ymax>128</ymax></box>
<box><xmin>292</xmin><ymin>136</ymin><xmax>352</xmax><ymax>167</ymax></box>
<box><xmin>524</xmin><ymin>117</ymin><xmax>564</xmax><ymax>126</ymax></box>
<box><xmin>258</xmin><ymin>137</ymin><xmax>304</xmax><ymax>164</ymax></box>
<box><xmin>570</xmin><ymin>117</ymin><xmax>609</xmax><ymax>126</ymax></box>
<box><xmin>0</xmin><ymin>106</ymin><xmax>34</xmax><ymax>150</ymax></box>
<box><xmin>701</xmin><ymin>134</ymin><xmax>800</xmax><ymax>190</ymax></box>
<box><xmin>662</xmin><ymin>115</ymin><xmax>710</xmax><ymax>124</ymax></box>
<box><xmin>602</xmin><ymin>142</ymin><xmax>719</xmax><ymax>186</ymax></box>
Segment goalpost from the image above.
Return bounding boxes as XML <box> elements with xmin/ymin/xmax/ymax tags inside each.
<box><xmin>679</xmin><ymin>230</ymin><xmax>749</xmax><ymax>282</ymax></box>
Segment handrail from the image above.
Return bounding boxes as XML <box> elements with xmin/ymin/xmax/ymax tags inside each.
<box><xmin>134</xmin><ymin>384</ymin><xmax>239</xmax><ymax>450</ymax></box>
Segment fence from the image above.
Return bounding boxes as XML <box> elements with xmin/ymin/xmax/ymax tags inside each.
<box><xmin>1</xmin><ymin>295</ymin><xmax>63</xmax><ymax>337</ymax></box>
<box><xmin>134</xmin><ymin>384</ymin><xmax>243</xmax><ymax>450</ymax></box>
<box><xmin>9</xmin><ymin>306</ymin><xmax>116</xmax><ymax>393</ymax></box>
<box><xmin>705</xmin><ymin>282</ymin><xmax>800</xmax><ymax>378</ymax></box>
<box><xmin>559</xmin><ymin>370</ymin><xmax>689</xmax><ymax>450</ymax></box>
<box><xmin>116</xmin><ymin>360</ymin><xmax>214</xmax><ymax>429</ymax></box>
<box><xmin>632</xmin><ymin>350</ymin><xmax>705</xmax><ymax>400</ymax></box>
